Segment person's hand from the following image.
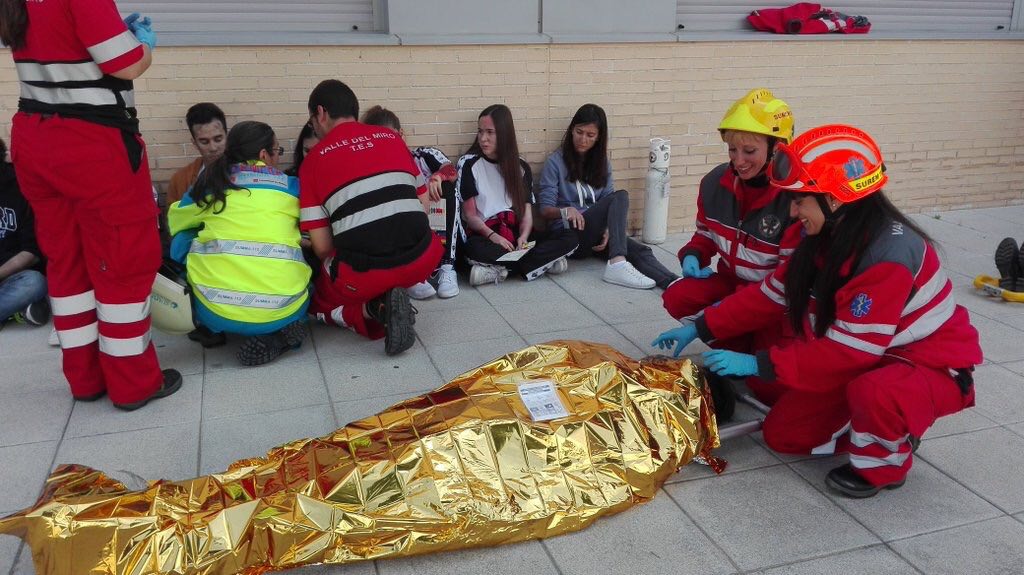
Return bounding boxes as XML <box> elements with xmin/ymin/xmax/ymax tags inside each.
<box><xmin>592</xmin><ymin>228</ymin><xmax>609</xmax><ymax>252</ymax></box>
<box><xmin>427</xmin><ymin>175</ymin><xmax>443</xmax><ymax>203</ymax></box>
<box><xmin>563</xmin><ymin>206</ymin><xmax>585</xmax><ymax>230</ymax></box>
<box><xmin>702</xmin><ymin>350</ymin><xmax>759</xmax><ymax>377</ymax></box>
<box><xmin>651</xmin><ymin>323</ymin><xmax>699</xmax><ymax>357</ymax></box>
<box><xmin>516</xmin><ymin>236</ymin><xmax>530</xmax><ymax>250</ymax></box>
<box><xmin>489</xmin><ymin>232</ymin><xmax>514</xmax><ymax>252</ymax></box>
<box><xmin>131</xmin><ymin>19</ymin><xmax>157</xmax><ymax>49</ymax></box>
<box><xmin>123</xmin><ymin>12</ymin><xmax>141</xmax><ymax>29</ymax></box>
<box><xmin>681</xmin><ymin>255</ymin><xmax>713</xmax><ymax>279</ymax></box>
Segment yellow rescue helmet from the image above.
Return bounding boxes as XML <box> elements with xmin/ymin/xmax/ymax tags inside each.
<box><xmin>718</xmin><ymin>88</ymin><xmax>795</xmax><ymax>144</ymax></box>
<box><xmin>150</xmin><ymin>261</ymin><xmax>195</xmax><ymax>335</ymax></box>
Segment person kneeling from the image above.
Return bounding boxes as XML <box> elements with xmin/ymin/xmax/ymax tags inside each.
<box><xmin>169</xmin><ymin>121</ymin><xmax>311</xmax><ymax>366</ymax></box>
<box><xmin>653</xmin><ymin>125</ymin><xmax>981</xmax><ymax>498</ymax></box>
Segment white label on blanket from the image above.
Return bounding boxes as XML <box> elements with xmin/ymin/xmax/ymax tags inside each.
<box><xmin>496</xmin><ymin>241</ymin><xmax>535</xmax><ymax>262</ymax></box>
<box><xmin>517</xmin><ymin>380</ymin><xmax>569</xmax><ymax>422</ymax></box>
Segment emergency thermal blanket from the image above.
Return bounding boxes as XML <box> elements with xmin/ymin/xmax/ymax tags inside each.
<box><xmin>0</xmin><ymin>340</ymin><xmax>722</xmax><ymax>575</ymax></box>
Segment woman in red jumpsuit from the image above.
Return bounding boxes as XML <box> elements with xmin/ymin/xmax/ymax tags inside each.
<box><xmin>1</xmin><ymin>0</ymin><xmax>180</xmax><ymax>410</ymax></box>
<box><xmin>654</xmin><ymin>124</ymin><xmax>982</xmax><ymax>497</ymax></box>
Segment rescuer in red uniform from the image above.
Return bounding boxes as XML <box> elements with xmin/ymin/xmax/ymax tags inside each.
<box><xmin>654</xmin><ymin>125</ymin><xmax>981</xmax><ymax>497</ymax></box>
<box><xmin>1</xmin><ymin>0</ymin><xmax>180</xmax><ymax>410</ymax></box>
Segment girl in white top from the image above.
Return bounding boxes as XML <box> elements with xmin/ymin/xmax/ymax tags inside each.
<box><xmin>457</xmin><ymin>104</ymin><xmax>577</xmax><ymax>285</ymax></box>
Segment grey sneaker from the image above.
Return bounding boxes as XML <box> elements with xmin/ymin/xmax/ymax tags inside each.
<box><xmin>435</xmin><ymin>264</ymin><xmax>460</xmax><ymax>298</ymax></box>
<box><xmin>469</xmin><ymin>264</ymin><xmax>508</xmax><ymax>286</ymax></box>
<box><xmin>548</xmin><ymin>256</ymin><xmax>569</xmax><ymax>275</ymax></box>
<box><xmin>408</xmin><ymin>280</ymin><xmax>437</xmax><ymax>300</ymax></box>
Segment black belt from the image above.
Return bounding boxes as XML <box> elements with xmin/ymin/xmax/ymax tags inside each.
<box><xmin>952</xmin><ymin>367</ymin><xmax>974</xmax><ymax>395</ymax></box>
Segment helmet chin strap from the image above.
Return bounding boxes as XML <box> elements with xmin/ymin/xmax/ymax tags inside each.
<box><xmin>814</xmin><ymin>194</ymin><xmax>847</xmax><ymax>225</ymax></box>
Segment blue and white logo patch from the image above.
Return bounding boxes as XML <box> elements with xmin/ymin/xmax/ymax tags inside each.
<box><xmin>850</xmin><ymin>293</ymin><xmax>873</xmax><ymax>318</ymax></box>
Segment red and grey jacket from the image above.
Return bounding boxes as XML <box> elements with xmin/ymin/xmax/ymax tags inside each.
<box><xmin>679</xmin><ymin>163</ymin><xmax>795</xmax><ymax>284</ymax></box>
<box><xmin>697</xmin><ymin>220</ymin><xmax>983</xmax><ymax>393</ymax></box>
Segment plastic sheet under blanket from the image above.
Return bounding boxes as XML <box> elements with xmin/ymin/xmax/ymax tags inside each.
<box><xmin>0</xmin><ymin>340</ymin><xmax>723</xmax><ymax>575</ymax></box>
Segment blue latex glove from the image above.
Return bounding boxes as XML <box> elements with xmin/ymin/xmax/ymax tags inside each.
<box><xmin>651</xmin><ymin>323</ymin><xmax>699</xmax><ymax>357</ymax></box>
<box><xmin>132</xmin><ymin>22</ymin><xmax>157</xmax><ymax>49</ymax></box>
<box><xmin>681</xmin><ymin>255</ymin><xmax>713</xmax><ymax>279</ymax></box>
<box><xmin>123</xmin><ymin>12</ymin><xmax>141</xmax><ymax>29</ymax></box>
<box><xmin>702</xmin><ymin>350</ymin><xmax>759</xmax><ymax>377</ymax></box>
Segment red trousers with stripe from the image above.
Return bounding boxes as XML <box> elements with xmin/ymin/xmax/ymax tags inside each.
<box><xmin>761</xmin><ymin>359</ymin><xmax>974</xmax><ymax>486</ymax></box>
<box><xmin>12</xmin><ymin>113</ymin><xmax>164</xmax><ymax>404</ymax></box>
<box><xmin>310</xmin><ymin>237</ymin><xmax>442</xmax><ymax>339</ymax></box>
<box><xmin>663</xmin><ymin>273</ymin><xmax>794</xmax><ymax>404</ymax></box>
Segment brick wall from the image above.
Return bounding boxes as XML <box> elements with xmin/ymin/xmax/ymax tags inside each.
<box><xmin>1</xmin><ymin>39</ymin><xmax>1022</xmax><ymax>233</ymax></box>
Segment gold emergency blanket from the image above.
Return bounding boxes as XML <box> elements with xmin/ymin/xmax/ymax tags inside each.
<box><xmin>0</xmin><ymin>341</ymin><xmax>722</xmax><ymax>575</ymax></box>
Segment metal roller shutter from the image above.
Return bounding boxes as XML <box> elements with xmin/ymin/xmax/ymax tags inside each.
<box><xmin>117</xmin><ymin>0</ymin><xmax>378</xmax><ymax>34</ymax></box>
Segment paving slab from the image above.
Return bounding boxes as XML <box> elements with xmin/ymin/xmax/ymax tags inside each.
<box><xmin>760</xmin><ymin>544</ymin><xmax>919</xmax><ymax>575</ymax></box>
<box><xmin>0</xmin><ymin>441</ymin><xmax>57</xmax><ymax>512</ymax></box>
<box><xmin>320</xmin><ymin>344</ymin><xmax>443</xmax><ymax>404</ymax></box>
<box><xmin>0</xmin><ymin>524</ymin><xmax>22</xmax><ymax>575</ymax></box>
<box><xmin>0</xmin><ymin>350</ymin><xmax>69</xmax><ymax>397</ymax></box>
<box><xmin>918</xmin><ymin>426</ymin><xmax>1024</xmax><ymax>514</ymax></box>
<box><xmin>54</xmin><ymin>424</ymin><xmax>198</xmax><ymax>482</ymax></box>
<box><xmin>64</xmin><ymin>373</ymin><xmax>203</xmax><ymax>439</ymax></box>
<box><xmin>524</xmin><ymin>324</ymin><xmax>645</xmax><ymax>358</ymax></box>
<box><xmin>890</xmin><ymin>516</ymin><xmax>1024</xmax><ymax>575</ymax></box>
<box><xmin>378</xmin><ymin>540</ymin><xmax>558</xmax><ymax>575</ymax></box>
<box><xmin>791</xmin><ymin>456</ymin><xmax>1001</xmax><ymax>541</ymax></box>
<box><xmin>0</xmin><ymin>391</ymin><xmax>72</xmax><ymax>447</ymax></box>
<box><xmin>667</xmin><ymin>434</ymin><xmax>784</xmax><ymax>484</ymax></box>
<box><xmin>199</xmin><ymin>403</ymin><xmax>337</xmax><ymax>475</ymax></box>
<box><xmin>494</xmin><ymin>293</ymin><xmax>606</xmax><ymax>336</ymax></box>
<box><xmin>970</xmin><ymin>363</ymin><xmax>1024</xmax><ymax>425</ymax></box>
<box><xmin>967</xmin><ymin>313</ymin><xmax>1024</xmax><ymax>364</ymax></box>
<box><xmin>415</xmin><ymin>304</ymin><xmax>518</xmax><ymax>345</ymax></box>
<box><xmin>665</xmin><ymin>466</ymin><xmax>878</xmax><ymax>571</ymax></box>
<box><xmin>202</xmin><ymin>360</ymin><xmax>329</xmax><ymax>420</ymax></box>
<box><xmin>423</xmin><ymin>335</ymin><xmax>528</xmax><ymax>382</ymax></box>
<box><xmin>543</xmin><ymin>492</ymin><xmax>736</xmax><ymax>575</ymax></box>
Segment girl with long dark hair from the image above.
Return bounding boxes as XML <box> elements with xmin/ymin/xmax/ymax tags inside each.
<box><xmin>538</xmin><ymin>103</ymin><xmax>678</xmax><ymax>289</ymax></box>
<box><xmin>457</xmin><ymin>104</ymin><xmax>577</xmax><ymax>285</ymax></box>
<box><xmin>654</xmin><ymin>124</ymin><xmax>981</xmax><ymax>498</ymax></box>
<box><xmin>169</xmin><ymin>121</ymin><xmax>311</xmax><ymax>366</ymax></box>
<box><xmin>3</xmin><ymin>0</ymin><xmax>180</xmax><ymax>410</ymax></box>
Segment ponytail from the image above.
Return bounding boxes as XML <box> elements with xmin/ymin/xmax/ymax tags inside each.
<box><xmin>190</xmin><ymin>121</ymin><xmax>276</xmax><ymax>214</ymax></box>
<box><xmin>0</xmin><ymin>0</ymin><xmax>29</xmax><ymax>50</ymax></box>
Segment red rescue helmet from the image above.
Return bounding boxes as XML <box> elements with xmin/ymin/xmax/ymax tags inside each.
<box><xmin>767</xmin><ymin>124</ymin><xmax>887</xmax><ymax>203</ymax></box>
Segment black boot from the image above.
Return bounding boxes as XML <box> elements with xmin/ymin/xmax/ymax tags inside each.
<box><xmin>705</xmin><ymin>371</ymin><xmax>736</xmax><ymax>423</ymax></box>
<box><xmin>994</xmin><ymin>237</ymin><xmax>1020</xmax><ymax>291</ymax></box>
<box><xmin>113</xmin><ymin>369</ymin><xmax>183</xmax><ymax>411</ymax></box>
<box><xmin>188</xmin><ymin>325</ymin><xmax>227</xmax><ymax>348</ymax></box>
<box><xmin>825</xmin><ymin>463</ymin><xmax>905</xmax><ymax>498</ymax></box>
<box><xmin>367</xmin><ymin>288</ymin><xmax>416</xmax><ymax>356</ymax></box>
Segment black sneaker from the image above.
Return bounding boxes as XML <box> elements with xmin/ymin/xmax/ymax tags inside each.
<box><xmin>368</xmin><ymin>288</ymin><xmax>416</xmax><ymax>356</ymax></box>
<box><xmin>187</xmin><ymin>325</ymin><xmax>227</xmax><ymax>348</ymax></box>
<box><xmin>995</xmin><ymin>237</ymin><xmax>1020</xmax><ymax>291</ymax></box>
<box><xmin>113</xmin><ymin>369</ymin><xmax>182</xmax><ymax>411</ymax></box>
<box><xmin>705</xmin><ymin>371</ymin><xmax>737</xmax><ymax>423</ymax></box>
<box><xmin>825</xmin><ymin>463</ymin><xmax>905</xmax><ymax>498</ymax></box>
<box><xmin>13</xmin><ymin>298</ymin><xmax>50</xmax><ymax>326</ymax></box>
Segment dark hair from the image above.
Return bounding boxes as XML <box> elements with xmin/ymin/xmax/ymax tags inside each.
<box><xmin>361</xmin><ymin>105</ymin><xmax>401</xmax><ymax>131</ymax></box>
<box><xmin>185</xmin><ymin>103</ymin><xmax>227</xmax><ymax>138</ymax></box>
<box><xmin>560</xmin><ymin>103</ymin><xmax>609</xmax><ymax>189</ymax></box>
<box><xmin>0</xmin><ymin>137</ymin><xmax>7</xmax><ymax>160</ymax></box>
<box><xmin>190</xmin><ymin>121</ymin><xmax>276</xmax><ymax>213</ymax></box>
<box><xmin>784</xmin><ymin>191</ymin><xmax>934</xmax><ymax>337</ymax></box>
<box><xmin>0</xmin><ymin>0</ymin><xmax>28</xmax><ymax>50</ymax></box>
<box><xmin>286</xmin><ymin>122</ymin><xmax>317</xmax><ymax>177</ymax></box>
<box><xmin>307</xmin><ymin>79</ymin><xmax>359</xmax><ymax>121</ymax></box>
<box><xmin>465</xmin><ymin>104</ymin><xmax>528</xmax><ymax>217</ymax></box>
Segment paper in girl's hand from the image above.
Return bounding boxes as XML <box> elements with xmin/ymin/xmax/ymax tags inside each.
<box><xmin>496</xmin><ymin>241</ymin><xmax>535</xmax><ymax>262</ymax></box>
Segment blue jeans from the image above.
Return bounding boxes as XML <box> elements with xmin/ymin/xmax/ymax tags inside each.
<box><xmin>0</xmin><ymin>269</ymin><xmax>48</xmax><ymax>321</ymax></box>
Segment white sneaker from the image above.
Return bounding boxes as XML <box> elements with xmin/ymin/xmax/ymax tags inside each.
<box><xmin>407</xmin><ymin>280</ymin><xmax>436</xmax><ymax>300</ymax></box>
<box><xmin>48</xmin><ymin>327</ymin><xmax>59</xmax><ymax>347</ymax></box>
<box><xmin>603</xmin><ymin>261</ymin><xmax>656</xmax><ymax>289</ymax></box>
<box><xmin>435</xmin><ymin>264</ymin><xmax>460</xmax><ymax>298</ymax></box>
<box><xmin>548</xmin><ymin>256</ymin><xmax>569</xmax><ymax>275</ymax></box>
<box><xmin>469</xmin><ymin>264</ymin><xmax>508</xmax><ymax>286</ymax></box>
